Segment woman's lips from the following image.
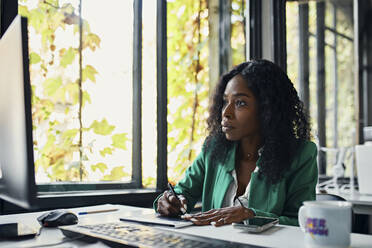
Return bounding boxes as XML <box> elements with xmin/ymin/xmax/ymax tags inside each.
<box><xmin>222</xmin><ymin>124</ymin><xmax>234</xmax><ymax>133</ymax></box>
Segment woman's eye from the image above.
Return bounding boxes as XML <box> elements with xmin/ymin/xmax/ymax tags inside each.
<box><xmin>236</xmin><ymin>100</ymin><xmax>247</xmax><ymax>107</ymax></box>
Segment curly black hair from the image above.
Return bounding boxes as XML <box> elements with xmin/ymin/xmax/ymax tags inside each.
<box><xmin>205</xmin><ymin>59</ymin><xmax>310</xmax><ymax>184</ymax></box>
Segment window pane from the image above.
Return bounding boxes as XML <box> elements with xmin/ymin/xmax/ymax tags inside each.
<box><xmin>231</xmin><ymin>0</ymin><xmax>246</xmax><ymax>66</ymax></box>
<box><xmin>286</xmin><ymin>0</ymin><xmax>355</xmax><ymax>176</ymax></box>
<box><xmin>167</xmin><ymin>1</ymin><xmax>210</xmax><ymax>183</ymax></box>
<box><xmin>19</xmin><ymin>0</ymin><xmax>134</xmax><ymax>183</ymax></box>
<box><xmin>166</xmin><ymin>1</ymin><xmax>247</xmax><ymax>183</ymax></box>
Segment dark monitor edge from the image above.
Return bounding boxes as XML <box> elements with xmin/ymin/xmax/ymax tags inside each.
<box><xmin>0</xmin><ymin>15</ymin><xmax>37</xmax><ymax>210</ymax></box>
<box><xmin>21</xmin><ymin>16</ymin><xmax>37</xmax><ymax>209</ymax></box>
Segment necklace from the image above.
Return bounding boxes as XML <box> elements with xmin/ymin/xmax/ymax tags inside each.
<box><xmin>237</xmin><ymin>145</ymin><xmax>258</xmax><ymax>162</ymax></box>
<box><xmin>245</xmin><ymin>152</ymin><xmax>256</xmax><ymax>161</ymax></box>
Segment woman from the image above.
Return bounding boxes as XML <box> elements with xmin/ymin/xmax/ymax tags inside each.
<box><xmin>154</xmin><ymin>59</ymin><xmax>318</xmax><ymax>226</ymax></box>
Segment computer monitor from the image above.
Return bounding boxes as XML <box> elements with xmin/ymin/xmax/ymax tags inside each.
<box><xmin>0</xmin><ymin>15</ymin><xmax>36</xmax><ymax>209</ymax></box>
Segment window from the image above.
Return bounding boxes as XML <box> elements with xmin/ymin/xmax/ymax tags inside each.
<box><xmin>19</xmin><ymin>0</ymin><xmax>143</xmax><ymax>191</ymax></box>
<box><xmin>286</xmin><ymin>0</ymin><xmax>355</xmax><ymax>176</ymax></box>
<box><xmin>231</xmin><ymin>0</ymin><xmax>247</xmax><ymax>65</ymax></box>
<box><xmin>11</xmin><ymin>0</ymin><xmax>249</xmax><ymax>196</ymax></box>
<box><xmin>166</xmin><ymin>0</ymin><xmax>248</xmax><ymax>183</ymax></box>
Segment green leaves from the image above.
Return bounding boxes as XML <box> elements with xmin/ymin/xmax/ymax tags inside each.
<box><xmin>143</xmin><ymin>176</ymin><xmax>156</xmax><ymax>188</ymax></box>
<box><xmin>82</xmin><ymin>65</ymin><xmax>98</xmax><ymax>83</ymax></box>
<box><xmin>18</xmin><ymin>5</ymin><xmax>30</xmax><ymax>17</ymax></box>
<box><xmin>61</xmin><ymin>129</ymin><xmax>79</xmax><ymax>146</ymax></box>
<box><xmin>83</xmin><ymin>33</ymin><xmax>101</xmax><ymax>51</ymax></box>
<box><xmin>82</xmin><ymin>91</ymin><xmax>92</xmax><ymax>107</ymax></box>
<box><xmin>60</xmin><ymin>47</ymin><xmax>76</xmax><ymax>67</ymax></box>
<box><xmin>112</xmin><ymin>133</ymin><xmax>128</xmax><ymax>150</ymax></box>
<box><xmin>91</xmin><ymin>163</ymin><xmax>108</xmax><ymax>173</ymax></box>
<box><xmin>47</xmin><ymin>0</ymin><xmax>59</xmax><ymax>7</ymax></box>
<box><xmin>42</xmin><ymin>77</ymin><xmax>62</xmax><ymax>97</ymax></box>
<box><xmin>28</xmin><ymin>8</ymin><xmax>44</xmax><ymax>31</ymax></box>
<box><xmin>65</xmin><ymin>82</ymin><xmax>79</xmax><ymax>104</ymax></box>
<box><xmin>29</xmin><ymin>52</ymin><xmax>41</xmax><ymax>64</ymax></box>
<box><xmin>99</xmin><ymin>147</ymin><xmax>114</xmax><ymax>157</ymax></box>
<box><xmin>90</xmin><ymin>119</ymin><xmax>115</xmax><ymax>135</ymax></box>
<box><xmin>103</xmin><ymin>166</ymin><xmax>129</xmax><ymax>181</ymax></box>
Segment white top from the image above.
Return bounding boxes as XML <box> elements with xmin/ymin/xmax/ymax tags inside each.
<box><xmin>222</xmin><ymin>147</ymin><xmax>263</xmax><ymax>208</ymax></box>
<box><xmin>222</xmin><ymin>166</ymin><xmax>260</xmax><ymax>208</ymax></box>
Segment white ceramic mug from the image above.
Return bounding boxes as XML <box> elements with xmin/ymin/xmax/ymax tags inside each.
<box><xmin>298</xmin><ymin>201</ymin><xmax>352</xmax><ymax>248</ymax></box>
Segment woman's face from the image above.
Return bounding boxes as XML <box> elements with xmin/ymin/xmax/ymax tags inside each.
<box><xmin>221</xmin><ymin>75</ymin><xmax>260</xmax><ymax>141</ymax></box>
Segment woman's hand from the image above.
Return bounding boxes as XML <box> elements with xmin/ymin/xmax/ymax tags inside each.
<box><xmin>181</xmin><ymin>206</ymin><xmax>255</xmax><ymax>227</ymax></box>
<box><xmin>157</xmin><ymin>190</ymin><xmax>187</xmax><ymax>217</ymax></box>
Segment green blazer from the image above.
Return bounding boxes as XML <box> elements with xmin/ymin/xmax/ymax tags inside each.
<box><xmin>154</xmin><ymin>140</ymin><xmax>318</xmax><ymax>226</ymax></box>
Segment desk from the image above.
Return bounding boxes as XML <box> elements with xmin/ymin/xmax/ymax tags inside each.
<box><xmin>326</xmin><ymin>190</ymin><xmax>372</xmax><ymax>234</ymax></box>
<box><xmin>1</xmin><ymin>204</ymin><xmax>372</xmax><ymax>248</ymax></box>
<box><xmin>327</xmin><ymin>190</ymin><xmax>372</xmax><ymax>215</ymax></box>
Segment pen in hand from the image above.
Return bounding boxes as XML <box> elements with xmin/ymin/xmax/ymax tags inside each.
<box><xmin>167</xmin><ymin>182</ymin><xmax>187</xmax><ymax>214</ymax></box>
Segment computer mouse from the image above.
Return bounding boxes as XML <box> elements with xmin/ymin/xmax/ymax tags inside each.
<box><xmin>37</xmin><ymin>210</ymin><xmax>78</xmax><ymax>227</ymax></box>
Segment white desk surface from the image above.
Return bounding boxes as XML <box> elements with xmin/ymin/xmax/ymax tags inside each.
<box><xmin>1</xmin><ymin>204</ymin><xmax>372</xmax><ymax>248</ymax></box>
<box><xmin>345</xmin><ymin>193</ymin><xmax>372</xmax><ymax>206</ymax></box>
<box><xmin>326</xmin><ymin>189</ymin><xmax>372</xmax><ymax>215</ymax></box>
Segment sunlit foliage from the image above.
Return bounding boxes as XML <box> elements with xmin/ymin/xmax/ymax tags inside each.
<box><xmin>19</xmin><ymin>0</ymin><xmax>129</xmax><ymax>182</ymax></box>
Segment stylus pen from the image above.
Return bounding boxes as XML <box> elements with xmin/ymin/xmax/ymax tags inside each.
<box><xmin>167</xmin><ymin>183</ymin><xmax>186</xmax><ymax>214</ymax></box>
<box><xmin>235</xmin><ymin>196</ymin><xmax>244</xmax><ymax>207</ymax></box>
<box><xmin>78</xmin><ymin>208</ymin><xmax>119</xmax><ymax>215</ymax></box>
